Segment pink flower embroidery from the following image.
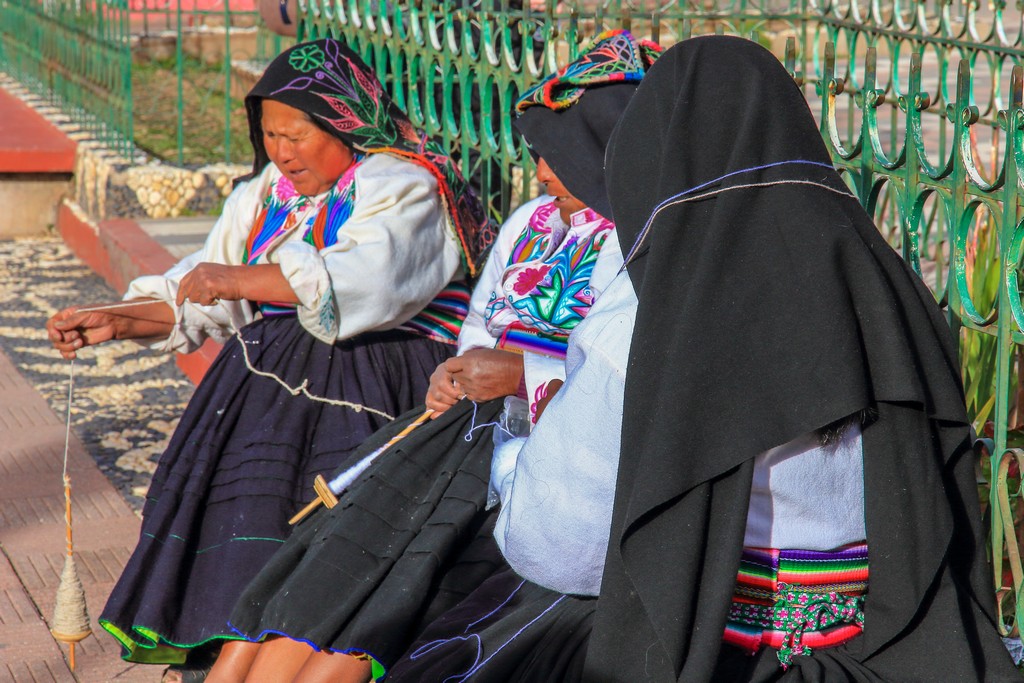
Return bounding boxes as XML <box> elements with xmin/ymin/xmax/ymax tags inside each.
<box><xmin>512</xmin><ymin>265</ymin><xmax>551</xmax><ymax>296</ymax></box>
<box><xmin>275</xmin><ymin>176</ymin><xmax>299</xmax><ymax>201</ymax></box>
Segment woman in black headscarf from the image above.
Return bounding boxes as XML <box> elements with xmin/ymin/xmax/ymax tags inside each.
<box><xmin>47</xmin><ymin>37</ymin><xmax>491</xmax><ymax>679</ymax></box>
<box><xmin>584</xmin><ymin>35</ymin><xmax>1018</xmax><ymax>682</ymax></box>
<box><xmin>214</xmin><ymin>29</ymin><xmax>660</xmax><ymax>683</ymax></box>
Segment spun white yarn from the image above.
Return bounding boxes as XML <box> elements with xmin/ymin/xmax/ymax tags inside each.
<box><xmin>70</xmin><ymin>299</ymin><xmax>395</xmax><ymax>419</ymax></box>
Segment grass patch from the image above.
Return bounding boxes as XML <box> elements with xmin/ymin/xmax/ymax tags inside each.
<box><xmin>133</xmin><ymin>54</ymin><xmax>252</xmax><ymax>165</ymax></box>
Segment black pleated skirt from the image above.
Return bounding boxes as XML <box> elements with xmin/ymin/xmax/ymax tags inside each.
<box><xmin>99</xmin><ymin>316</ymin><xmax>452</xmax><ymax>664</ymax></box>
<box><xmin>387</xmin><ymin>552</ymin><xmax>595</xmax><ymax>683</ymax></box>
<box><xmin>228</xmin><ymin>398</ymin><xmax>506</xmax><ymax>671</ymax></box>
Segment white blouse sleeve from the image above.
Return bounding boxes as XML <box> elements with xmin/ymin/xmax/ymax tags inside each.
<box><xmin>493</xmin><ymin>272</ymin><xmax>637</xmax><ymax>596</ymax></box>
<box><xmin>456</xmin><ymin>195</ymin><xmax>551</xmax><ymax>355</ymax></box>
<box><xmin>270</xmin><ymin>154</ymin><xmax>463</xmax><ymax>344</ymax></box>
<box><xmin>588</xmin><ymin>227</ymin><xmax>624</xmax><ymax>298</ymax></box>
<box><xmin>123</xmin><ymin>168</ymin><xmax>269</xmax><ymax>354</ymax></box>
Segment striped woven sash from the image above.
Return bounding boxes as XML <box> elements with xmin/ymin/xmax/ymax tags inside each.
<box><xmin>724</xmin><ymin>543</ymin><xmax>868</xmax><ymax>668</ymax></box>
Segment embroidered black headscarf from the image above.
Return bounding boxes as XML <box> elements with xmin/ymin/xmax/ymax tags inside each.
<box><xmin>245</xmin><ymin>38</ymin><xmax>494</xmax><ymax>275</ymax></box>
<box><xmin>512</xmin><ymin>29</ymin><xmax>661</xmax><ymax>220</ymax></box>
<box><xmin>586</xmin><ymin>36</ymin><xmax>1017</xmax><ymax>682</ymax></box>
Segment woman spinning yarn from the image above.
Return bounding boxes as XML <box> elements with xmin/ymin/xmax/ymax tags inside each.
<box><xmin>214</xmin><ymin>29</ymin><xmax>659</xmax><ymax>683</ymax></box>
<box><xmin>45</xmin><ymin>38</ymin><xmax>490</xmax><ymax>680</ymax></box>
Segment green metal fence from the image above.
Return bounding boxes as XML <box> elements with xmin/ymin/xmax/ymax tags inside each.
<box><xmin>128</xmin><ymin>1</ymin><xmax>290</xmax><ymax>164</ymax></box>
<box><xmin>302</xmin><ymin>1</ymin><xmax>809</xmax><ymax>220</ymax></box>
<box><xmin>0</xmin><ymin>0</ymin><xmax>134</xmax><ymax>158</ymax></box>
<box><xmin>5</xmin><ymin>0</ymin><xmax>1024</xmax><ymax>643</ymax></box>
<box><xmin>809</xmin><ymin>0</ymin><xmax>1024</xmax><ymax>639</ymax></box>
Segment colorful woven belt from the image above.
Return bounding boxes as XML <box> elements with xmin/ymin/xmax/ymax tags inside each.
<box><xmin>496</xmin><ymin>323</ymin><xmax>569</xmax><ymax>359</ymax></box>
<box><xmin>723</xmin><ymin>543</ymin><xmax>868</xmax><ymax>668</ymax></box>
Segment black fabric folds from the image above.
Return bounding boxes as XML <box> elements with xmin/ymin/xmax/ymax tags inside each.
<box><xmin>99</xmin><ymin>317</ymin><xmax>452</xmax><ymax>662</ymax></box>
<box><xmin>585</xmin><ymin>36</ymin><xmax>1017</xmax><ymax>682</ymax></box>
<box><xmin>387</xmin><ymin>561</ymin><xmax>595</xmax><ymax>683</ymax></box>
<box><xmin>229</xmin><ymin>399</ymin><xmax>506</xmax><ymax>668</ymax></box>
<box><xmin>513</xmin><ymin>83</ymin><xmax>638</xmax><ymax>220</ymax></box>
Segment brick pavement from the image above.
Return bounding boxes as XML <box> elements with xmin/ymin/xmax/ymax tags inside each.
<box><xmin>0</xmin><ymin>350</ymin><xmax>158</xmax><ymax>682</ymax></box>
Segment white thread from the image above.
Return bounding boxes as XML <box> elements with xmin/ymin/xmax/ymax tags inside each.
<box><xmin>623</xmin><ymin>179</ymin><xmax>855</xmax><ymax>268</ymax></box>
<box><xmin>463</xmin><ymin>400</ymin><xmax>511</xmax><ymax>442</ymax></box>
<box><xmin>327</xmin><ymin>449</ymin><xmax>383</xmax><ymax>495</ymax></box>
<box><xmin>234</xmin><ymin>329</ymin><xmax>394</xmax><ymax>420</ymax></box>
<box><xmin>327</xmin><ymin>409</ymin><xmax>432</xmax><ymax>494</ymax></box>
<box><xmin>65</xmin><ymin>297</ymin><xmax>394</xmax><ymax>420</ymax></box>
<box><xmin>75</xmin><ymin>300</ymin><xmax>174</xmax><ymax>313</ymax></box>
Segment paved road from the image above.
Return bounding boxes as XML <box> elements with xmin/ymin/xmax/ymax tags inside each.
<box><xmin>0</xmin><ymin>238</ymin><xmax>193</xmax><ymax>682</ymax></box>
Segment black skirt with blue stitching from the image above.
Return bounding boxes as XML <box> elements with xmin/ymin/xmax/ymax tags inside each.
<box><xmin>387</xmin><ymin>555</ymin><xmax>595</xmax><ymax>683</ymax></box>
<box><xmin>227</xmin><ymin>397</ymin><xmax>506</xmax><ymax>670</ymax></box>
<box><xmin>100</xmin><ymin>315</ymin><xmax>452</xmax><ymax>664</ymax></box>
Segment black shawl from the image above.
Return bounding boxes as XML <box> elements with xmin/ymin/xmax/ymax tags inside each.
<box><xmin>584</xmin><ymin>36</ymin><xmax>1017</xmax><ymax>682</ymax></box>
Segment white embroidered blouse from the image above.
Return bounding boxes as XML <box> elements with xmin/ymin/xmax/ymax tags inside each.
<box><xmin>125</xmin><ymin>154</ymin><xmax>463</xmax><ymax>352</ymax></box>
<box><xmin>456</xmin><ymin>196</ymin><xmax>623</xmax><ymax>419</ymax></box>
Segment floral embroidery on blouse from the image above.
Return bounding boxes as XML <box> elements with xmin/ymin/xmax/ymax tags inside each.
<box><xmin>484</xmin><ymin>201</ymin><xmax>613</xmax><ymax>338</ymax></box>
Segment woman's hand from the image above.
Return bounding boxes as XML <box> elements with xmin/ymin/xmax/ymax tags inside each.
<box><xmin>446</xmin><ymin>348</ymin><xmax>524</xmax><ymax>404</ymax></box>
<box><xmin>46</xmin><ymin>300</ymin><xmax>177</xmax><ymax>359</ymax></box>
<box><xmin>533</xmin><ymin>378</ymin><xmax>563</xmax><ymax>422</ymax></box>
<box><xmin>176</xmin><ymin>263</ymin><xmax>299</xmax><ymax>307</ymax></box>
<box><xmin>425</xmin><ymin>363</ymin><xmax>463</xmax><ymax>417</ymax></box>
<box><xmin>424</xmin><ymin>349</ymin><xmax>524</xmax><ymax>418</ymax></box>
<box><xmin>176</xmin><ymin>263</ymin><xmax>245</xmax><ymax>306</ymax></box>
<box><xmin>46</xmin><ymin>306</ymin><xmax>120</xmax><ymax>359</ymax></box>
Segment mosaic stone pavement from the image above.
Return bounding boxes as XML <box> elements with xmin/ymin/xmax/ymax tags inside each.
<box><xmin>0</xmin><ymin>237</ymin><xmax>194</xmax><ymax>511</ymax></box>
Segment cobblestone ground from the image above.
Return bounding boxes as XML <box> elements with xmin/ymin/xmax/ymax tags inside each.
<box><xmin>0</xmin><ymin>237</ymin><xmax>194</xmax><ymax>511</ymax></box>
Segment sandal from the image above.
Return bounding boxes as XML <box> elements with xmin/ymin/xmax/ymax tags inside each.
<box><xmin>161</xmin><ymin>644</ymin><xmax>219</xmax><ymax>683</ymax></box>
<box><xmin>161</xmin><ymin>665</ymin><xmax>212</xmax><ymax>683</ymax></box>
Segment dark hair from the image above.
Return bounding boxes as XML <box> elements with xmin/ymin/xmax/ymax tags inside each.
<box><xmin>817</xmin><ymin>408</ymin><xmax>877</xmax><ymax>447</ymax></box>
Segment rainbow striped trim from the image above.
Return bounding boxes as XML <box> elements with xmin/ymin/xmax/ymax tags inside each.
<box><xmin>496</xmin><ymin>323</ymin><xmax>569</xmax><ymax>360</ymax></box>
<box><xmin>257</xmin><ymin>302</ymin><xmax>298</xmax><ymax>317</ymax></box>
<box><xmin>397</xmin><ymin>280</ymin><xmax>472</xmax><ymax>345</ymax></box>
<box><xmin>254</xmin><ymin>282</ymin><xmax>470</xmax><ymax>344</ymax></box>
<box><xmin>723</xmin><ymin>543</ymin><xmax>868</xmax><ymax>666</ymax></box>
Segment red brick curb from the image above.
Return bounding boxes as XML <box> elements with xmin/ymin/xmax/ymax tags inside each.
<box><xmin>56</xmin><ymin>200</ymin><xmax>221</xmax><ymax>384</ymax></box>
<box><xmin>0</xmin><ymin>88</ymin><xmax>75</xmax><ymax>174</ymax></box>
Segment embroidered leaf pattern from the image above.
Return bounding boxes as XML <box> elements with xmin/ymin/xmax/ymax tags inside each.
<box><xmin>288</xmin><ymin>44</ymin><xmax>326</xmax><ymax>73</ymax></box>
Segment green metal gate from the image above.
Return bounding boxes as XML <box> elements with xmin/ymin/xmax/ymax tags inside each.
<box><xmin>0</xmin><ymin>0</ymin><xmax>133</xmax><ymax>158</ymax></box>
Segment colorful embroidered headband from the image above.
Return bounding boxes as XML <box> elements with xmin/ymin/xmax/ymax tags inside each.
<box><xmin>515</xmin><ymin>29</ymin><xmax>663</xmax><ymax>113</ymax></box>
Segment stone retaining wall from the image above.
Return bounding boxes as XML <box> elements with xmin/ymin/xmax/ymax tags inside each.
<box><xmin>77</xmin><ymin>152</ymin><xmax>246</xmax><ymax>220</ymax></box>
<box><xmin>0</xmin><ymin>73</ymin><xmax>248</xmax><ymax>222</ymax></box>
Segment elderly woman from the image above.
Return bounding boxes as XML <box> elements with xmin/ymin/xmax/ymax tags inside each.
<box><xmin>389</xmin><ymin>36</ymin><xmax>1020</xmax><ymax>683</ymax></box>
<box><xmin>45</xmin><ymin>38</ymin><xmax>490</xmax><ymax>678</ymax></box>
<box><xmin>210</xmin><ymin>29</ymin><xmax>660</xmax><ymax>683</ymax></box>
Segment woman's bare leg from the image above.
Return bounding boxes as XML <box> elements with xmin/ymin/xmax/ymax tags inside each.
<box><xmin>242</xmin><ymin>636</ymin><xmax>316</xmax><ymax>683</ymax></box>
<box><xmin>293</xmin><ymin>651</ymin><xmax>373</xmax><ymax>683</ymax></box>
<box><xmin>205</xmin><ymin>640</ymin><xmax>261</xmax><ymax>683</ymax></box>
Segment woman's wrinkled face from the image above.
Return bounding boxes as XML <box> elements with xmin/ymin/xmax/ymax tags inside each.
<box><xmin>535</xmin><ymin>157</ymin><xmax>586</xmax><ymax>224</ymax></box>
<box><xmin>261</xmin><ymin>99</ymin><xmax>355</xmax><ymax>196</ymax></box>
